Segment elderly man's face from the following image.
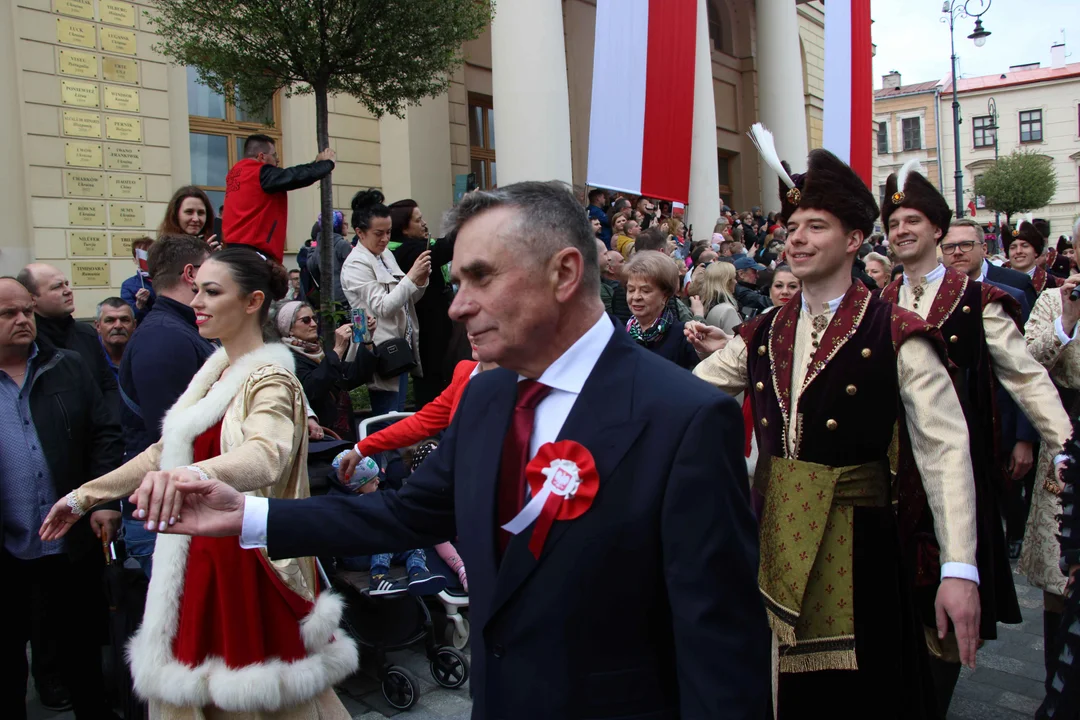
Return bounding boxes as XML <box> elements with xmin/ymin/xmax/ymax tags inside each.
<box><xmin>96</xmin><ymin>304</ymin><xmax>135</xmax><ymax>351</ymax></box>
<box><xmin>449</xmin><ymin>206</ymin><xmax>563</xmax><ymax>368</ymax></box>
<box><xmin>0</xmin><ymin>280</ymin><xmax>37</xmax><ymax>350</ymax></box>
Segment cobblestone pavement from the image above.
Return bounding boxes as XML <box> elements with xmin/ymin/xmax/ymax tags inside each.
<box><xmin>27</xmin><ymin>564</ymin><xmax>1049</xmax><ymax>720</ymax></box>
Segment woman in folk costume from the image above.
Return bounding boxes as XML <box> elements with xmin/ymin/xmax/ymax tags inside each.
<box><xmin>40</xmin><ymin>248</ymin><xmax>357</xmax><ymax>719</ymax></box>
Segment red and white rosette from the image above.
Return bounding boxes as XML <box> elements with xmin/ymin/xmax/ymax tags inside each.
<box><xmin>501</xmin><ymin>441</ymin><xmax>599</xmax><ymax>559</ymax></box>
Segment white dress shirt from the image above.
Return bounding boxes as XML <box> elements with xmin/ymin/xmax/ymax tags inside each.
<box><xmin>240</xmin><ymin>313</ymin><xmax>616</xmax><ymax>549</ymax></box>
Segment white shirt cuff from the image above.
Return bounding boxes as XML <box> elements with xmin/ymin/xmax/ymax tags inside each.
<box><xmin>941</xmin><ymin>562</ymin><xmax>980</xmax><ymax>585</ymax></box>
<box><xmin>1055</xmin><ymin>316</ymin><xmax>1078</xmax><ymax>346</ymax></box>
<box><xmin>239</xmin><ymin>496</ymin><xmax>269</xmax><ymax>549</ymax></box>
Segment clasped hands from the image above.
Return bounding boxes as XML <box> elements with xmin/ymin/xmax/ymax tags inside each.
<box><xmin>39</xmin><ymin>468</ymin><xmax>248</xmax><ymax>542</ymax></box>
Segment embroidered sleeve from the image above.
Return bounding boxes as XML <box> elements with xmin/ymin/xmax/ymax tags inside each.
<box><xmin>692</xmin><ymin>334</ymin><xmax>750</xmax><ymax>397</ymax></box>
<box><xmin>71</xmin><ymin>441</ymin><xmax>163</xmax><ymax>511</ymax></box>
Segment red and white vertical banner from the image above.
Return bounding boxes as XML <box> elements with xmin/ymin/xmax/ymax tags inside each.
<box><xmin>822</xmin><ymin>0</ymin><xmax>873</xmax><ymax>186</ymax></box>
<box><xmin>136</xmin><ymin>247</ymin><xmax>150</xmax><ymax>276</ymax></box>
<box><xmin>586</xmin><ymin>0</ymin><xmax>696</xmax><ymax>202</ymax></box>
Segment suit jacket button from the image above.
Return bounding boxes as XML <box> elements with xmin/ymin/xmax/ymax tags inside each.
<box><xmin>755</xmin><ymin>381</ymin><xmax>764</xmax><ymax>391</ymax></box>
<box><xmin>758</xmin><ymin>345</ymin><xmax>767</xmax><ymax>356</ymax></box>
<box><xmin>760</xmin><ymin>418</ymin><xmax>769</xmax><ymax>427</ymax></box>
<box><xmin>949</xmin><ymin>335</ymin><xmax>959</xmax><ymax>343</ymax></box>
<box><xmin>861</xmin><ymin>348</ymin><xmax>872</xmax><ymax>358</ymax></box>
<box><xmin>846</xmin><ymin>384</ymin><xmax>857</xmax><ymax>396</ymax></box>
<box><xmin>826</xmin><ymin>419</ymin><xmax>838</xmax><ymax>430</ymax></box>
<box><xmin>492</xmin><ymin>644</ymin><xmax>505</xmax><ymax>658</ymax></box>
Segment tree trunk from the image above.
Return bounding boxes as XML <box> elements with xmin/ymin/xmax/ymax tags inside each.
<box><xmin>314</xmin><ymin>84</ymin><xmax>336</xmax><ymax>347</ymax></box>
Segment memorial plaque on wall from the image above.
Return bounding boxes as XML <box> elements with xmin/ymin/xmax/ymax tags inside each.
<box><xmin>100</xmin><ymin>1</ymin><xmax>136</xmax><ymax>28</ymax></box>
<box><xmin>58</xmin><ymin>49</ymin><xmax>98</xmax><ymax>79</ymax></box>
<box><xmin>111</xmin><ymin>232</ymin><xmax>144</xmax><ymax>257</ymax></box>
<box><xmin>100</xmin><ymin>28</ymin><xmax>136</xmax><ymax>56</ymax></box>
<box><xmin>103</xmin><ymin>85</ymin><xmax>139</xmax><ymax>112</ymax></box>
<box><xmin>63</xmin><ymin>110</ymin><xmax>101</xmax><ymax>138</ymax></box>
<box><xmin>109</xmin><ymin>203</ymin><xmax>144</xmax><ymax>227</ymax></box>
<box><xmin>105</xmin><ymin>115</ymin><xmax>141</xmax><ymax>142</ymax></box>
<box><xmin>102</xmin><ymin>56</ymin><xmax>138</xmax><ymax>84</ymax></box>
<box><xmin>107</xmin><ymin>173</ymin><xmax>145</xmax><ymax>199</ymax></box>
<box><xmin>70</xmin><ymin>231</ymin><xmax>108</xmax><ymax>256</ymax></box>
<box><xmin>105</xmin><ymin>143</ymin><xmax>141</xmax><ymax>170</ymax></box>
<box><xmin>56</xmin><ymin>17</ymin><xmax>96</xmax><ymax>49</ymax></box>
<box><xmin>65</xmin><ymin>141</ymin><xmax>103</xmax><ymax>168</ymax></box>
<box><xmin>72</xmin><ymin>261</ymin><xmax>110</xmax><ymax>286</ymax></box>
<box><xmin>60</xmin><ymin>79</ymin><xmax>100</xmax><ymax>108</ymax></box>
<box><xmin>65</xmin><ymin>170</ymin><xmax>105</xmax><ymax>197</ymax></box>
<box><xmin>68</xmin><ymin>201</ymin><xmax>105</xmax><ymax>226</ymax></box>
<box><xmin>53</xmin><ymin>0</ymin><xmax>94</xmax><ymax>20</ymax></box>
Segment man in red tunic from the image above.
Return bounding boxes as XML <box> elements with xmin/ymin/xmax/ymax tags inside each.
<box><xmin>222</xmin><ymin>134</ymin><xmax>335</xmax><ymax>263</ymax></box>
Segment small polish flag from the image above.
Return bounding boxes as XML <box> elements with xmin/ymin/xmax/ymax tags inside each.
<box><xmin>136</xmin><ymin>247</ymin><xmax>150</xmax><ymax>277</ymax></box>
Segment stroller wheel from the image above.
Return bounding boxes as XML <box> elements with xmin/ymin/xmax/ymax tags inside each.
<box><xmin>382</xmin><ymin>665</ymin><xmax>420</xmax><ymax>710</ymax></box>
<box><xmin>450</xmin><ymin>616</ymin><xmax>470</xmax><ymax>649</ymax></box>
<box><xmin>431</xmin><ymin>646</ymin><xmax>470</xmax><ymax>689</ymax></box>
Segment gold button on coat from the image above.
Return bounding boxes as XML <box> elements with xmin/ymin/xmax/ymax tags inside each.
<box><xmin>755</xmin><ymin>382</ymin><xmax>764</xmax><ymax>391</ymax></box>
<box><xmin>826</xmin><ymin>419</ymin><xmax>838</xmax><ymax>430</ymax></box>
<box><xmin>962</xmin><ymin>305</ymin><xmax>971</xmax><ymax>314</ymax></box>
<box><xmin>950</xmin><ymin>335</ymin><xmax>959</xmax><ymax>343</ymax></box>
<box><xmin>758</xmin><ymin>345</ymin><xmax>767</xmax><ymax>356</ymax></box>
<box><xmin>861</xmin><ymin>348</ymin><xmax>872</xmax><ymax>358</ymax></box>
<box><xmin>761</xmin><ymin>417</ymin><xmax>769</xmax><ymax>427</ymax></box>
<box><xmin>846</xmin><ymin>385</ymin><xmax>857</xmax><ymax>396</ymax></box>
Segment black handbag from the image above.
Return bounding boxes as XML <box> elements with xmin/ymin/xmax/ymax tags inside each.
<box><xmin>374</xmin><ymin>337</ymin><xmax>416</xmax><ymax>378</ymax></box>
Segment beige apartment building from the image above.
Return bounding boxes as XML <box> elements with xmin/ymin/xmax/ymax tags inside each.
<box><xmin>874</xmin><ymin>43</ymin><xmax>1080</xmax><ymax>242</ymax></box>
<box><xmin>2</xmin><ymin>0</ymin><xmax>827</xmax><ymax>317</ymax></box>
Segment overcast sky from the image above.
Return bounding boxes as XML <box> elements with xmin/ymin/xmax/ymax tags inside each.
<box><xmin>871</xmin><ymin>0</ymin><xmax>1079</xmax><ymax>89</ymax></box>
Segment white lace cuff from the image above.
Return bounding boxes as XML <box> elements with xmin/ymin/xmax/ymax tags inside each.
<box><xmin>184</xmin><ymin>465</ymin><xmax>210</xmax><ymax>482</ymax></box>
<box><xmin>66</xmin><ymin>491</ymin><xmax>86</xmax><ymax>517</ymax></box>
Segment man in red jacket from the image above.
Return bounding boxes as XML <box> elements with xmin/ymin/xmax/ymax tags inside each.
<box><xmin>222</xmin><ymin>133</ymin><xmax>336</xmax><ymax>263</ymax></box>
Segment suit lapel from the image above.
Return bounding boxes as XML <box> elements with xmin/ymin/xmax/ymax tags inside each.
<box><xmin>485</xmin><ymin>332</ymin><xmax>646</xmax><ymax>627</ymax></box>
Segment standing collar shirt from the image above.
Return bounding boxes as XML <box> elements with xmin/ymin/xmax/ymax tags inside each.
<box><xmin>241</xmin><ymin>312</ymin><xmax>616</xmax><ymax>548</ymax></box>
<box><xmin>0</xmin><ymin>342</ymin><xmax>65</xmax><ymax>559</ymax></box>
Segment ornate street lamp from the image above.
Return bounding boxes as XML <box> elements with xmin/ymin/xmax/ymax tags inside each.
<box><xmin>943</xmin><ymin>0</ymin><xmax>992</xmax><ymax>219</ymax></box>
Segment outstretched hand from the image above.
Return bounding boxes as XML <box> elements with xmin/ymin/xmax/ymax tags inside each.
<box><xmin>40</xmin><ymin>495</ymin><xmax>82</xmax><ymax>542</ymax></box>
<box><xmin>683</xmin><ymin>320</ymin><xmax>731</xmax><ymax>358</ymax></box>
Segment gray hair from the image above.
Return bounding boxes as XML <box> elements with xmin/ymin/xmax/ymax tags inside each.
<box><xmin>441</xmin><ymin>181</ymin><xmax>599</xmax><ymax>292</ymax></box>
<box><xmin>864</xmin><ymin>252</ymin><xmax>891</xmax><ymax>271</ymax></box>
<box><xmin>947</xmin><ymin>218</ymin><xmax>986</xmax><ymax>244</ymax></box>
<box><xmin>95</xmin><ymin>297</ymin><xmax>131</xmax><ymax>320</ymax></box>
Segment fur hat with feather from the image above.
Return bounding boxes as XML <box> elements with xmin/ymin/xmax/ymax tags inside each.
<box><xmin>881</xmin><ymin>158</ymin><xmax>952</xmax><ymax>236</ymax></box>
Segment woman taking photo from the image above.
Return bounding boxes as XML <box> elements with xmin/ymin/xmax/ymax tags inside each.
<box><xmin>688</xmin><ymin>261</ymin><xmax>741</xmax><ymax>334</ymax></box>
<box><xmin>158</xmin><ymin>186</ymin><xmax>218</xmax><ymax>248</ymax></box>
<box><xmin>40</xmin><ymin>248</ymin><xmax>356</xmax><ymax>719</ymax></box>
<box><xmin>276</xmin><ymin>300</ymin><xmax>376</xmax><ymax>442</ymax></box>
<box><xmin>341</xmin><ymin>189</ymin><xmax>431</xmax><ymax>414</ymax></box>
<box><xmin>623</xmin><ymin>251</ymin><xmax>698</xmax><ymax>369</ymax></box>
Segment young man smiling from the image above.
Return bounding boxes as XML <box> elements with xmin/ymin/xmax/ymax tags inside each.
<box><xmin>687</xmin><ymin>137</ymin><xmax>979</xmax><ymax>719</ymax></box>
<box><xmin>879</xmin><ymin>160</ymin><xmax>1072</xmax><ymax>713</ymax></box>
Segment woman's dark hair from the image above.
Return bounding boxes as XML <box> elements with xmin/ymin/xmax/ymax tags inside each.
<box><xmin>158</xmin><ymin>186</ymin><xmax>215</xmax><ymax>238</ymax></box>
<box><xmin>210</xmin><ymin>246</ymin><xmax>289</xmax><ymax>323</ymax></box>
<box><xmin>388</xmin><ymin>199</ymin><xmax>419</xmax><ymax>241</ymax></box>
<box><xmin>351</xmin><ymin>189</ymin><xmax>391</xmax><ymax>233</ymax></box>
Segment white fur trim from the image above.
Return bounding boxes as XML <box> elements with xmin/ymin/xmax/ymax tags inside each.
<box><xmin>127</xmin><ymin>343</ymin><xmax>358</xmax><ymax>711</ymax></box>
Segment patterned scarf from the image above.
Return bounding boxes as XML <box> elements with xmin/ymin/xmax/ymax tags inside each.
<box><xmin>626</xmin><ymin>307</ymin><xmax>675</xmax><ymax>347</ymax></box>
<box><xmin>283</xmin><ymin>336</ymin><xmax>325</xmax><ymax>364</ymax></box>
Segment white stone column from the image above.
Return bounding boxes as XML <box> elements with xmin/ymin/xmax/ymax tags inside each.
<box><xmin>378</xmin><ymin>94</ymin><xmax>453</xmax><ymax>226</ymax></box>
<box><xmin>0</xmin><ymin>3</ymin><xmax>32</xmax><ymax>274</ymax></box>
<box><xmin>688</xmin><ymin>0</ymin><xmax>721</xmax><ymax>242</ymax></box>
<box><xmin>755</xmin><ymin>0</ymin><xmax>809</xmax><ymax>213</ymax></box>
<box><xmin>490</xmin><ymin>0</ymin><xmax>573</xmax><ymax>185</ymax></box>
<box><xmin>167</xmin><ymin>65</ymin><xmax>192</xmax><ymax>189</ymax></box>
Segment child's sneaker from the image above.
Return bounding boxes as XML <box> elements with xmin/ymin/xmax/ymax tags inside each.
<box><xmin>369</xmin><ymin>573</ymin><xmax>407</xmax><ymax>596</ymax></box>
<box><xmin>407</xmin><ymin>567</ymin><xmax>447</xmax><ymax>596</ymax></box>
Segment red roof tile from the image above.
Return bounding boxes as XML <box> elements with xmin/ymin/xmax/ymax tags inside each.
<box><xmin>941</xmin><ymin>62</ymin><xmax>1080</xmax><ymax>93</ymax></box>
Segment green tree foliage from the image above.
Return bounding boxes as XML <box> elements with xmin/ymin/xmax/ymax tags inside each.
<box><xmin>974</xmin><ymin>149</ymin><xmax>1058</xmax><ymax>224</ymax></box>
<box><xmin>149</xmin><ymin>0</ymin><xmax>491</xmax><ymax>339</ymax></box>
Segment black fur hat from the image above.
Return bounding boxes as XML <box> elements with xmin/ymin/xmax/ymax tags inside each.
<box><xmin>881</xmin><ymin>159</ymin><xmax>952</xmax><ymax>236</ymax></box>
<box><xmin>1008</xmin><ymin>215</ymin><xmax>1045</xmax><ymax>256</ymax></box>
<box><xmin>773</xmin><ymin>149</ymin><xmax>879</xmax><ymax>238</ymax></box>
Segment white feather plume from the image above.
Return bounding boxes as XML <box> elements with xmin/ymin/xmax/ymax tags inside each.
<box><xmin>895</xmin><ymin>157</ymin><xmax>924</xmax><ymax>194</ymax></box>
<box><xmin>748</xmin><ymin>123</ymin><xmax>795</xmax><ymax>189</ymax></box>
<box><xmin>1022</xmin><ymin>212</ymin><xmax>1034</xmax><ymax>227</ymax></box>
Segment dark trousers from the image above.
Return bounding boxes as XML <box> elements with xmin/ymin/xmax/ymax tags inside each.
<box><xmin>1005</xmin><ymin>444</ymin><xmax>1039</xmax><ymax>544</ymax></box>
<box><xmin>1</xmin><ymin>549</ymin><xmax>110</xmax><ymax>720</ymax></box>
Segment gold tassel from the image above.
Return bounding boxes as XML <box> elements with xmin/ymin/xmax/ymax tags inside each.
<box><xmin>766</xmin><ymin>609</ymin><xmax>798</xmax><ymax>647</ymax></box>
<box><xmin>779</xmin><ymin>649</ymin><xmax>859</xmax><ymax>674</ymax></box>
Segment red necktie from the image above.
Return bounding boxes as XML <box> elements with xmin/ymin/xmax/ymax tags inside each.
<box><xmin>496</xmin><ymin>380</ymin><xmax>552</xmax><ymax>558</ymax></box>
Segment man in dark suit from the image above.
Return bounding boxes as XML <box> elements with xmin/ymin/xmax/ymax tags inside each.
<box><xmin>942</xmin><ymin>218</ymin><xmax>1038</xmax><ymax>310</ymax></box>
<box><xmin>133</xmin><ymin>182</ymin><xmax>770</xmax><ymax>719</ymax></box>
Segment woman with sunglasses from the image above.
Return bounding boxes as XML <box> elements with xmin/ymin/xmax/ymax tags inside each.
<box><xmin>276</xmin><ymin>300</ymin><xmax>377</xmax><ymax>441</ymax></box>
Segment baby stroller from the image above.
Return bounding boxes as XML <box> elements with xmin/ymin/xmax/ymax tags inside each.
<box><xmin>312</xmin><ymin>413</ymin><xmax>471</xmax><ymax>711</ymax></box>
